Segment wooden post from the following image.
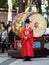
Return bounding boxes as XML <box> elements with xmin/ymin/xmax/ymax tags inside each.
<box><xmin>14</xmin><ymin>36</ymin><xmax>18</xmax><ymax>50</ymax></box>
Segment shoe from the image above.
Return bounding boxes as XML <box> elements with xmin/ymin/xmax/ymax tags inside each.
<box><xmin>27</xmin><ymin>59</ymin><xmax>32</xmax><ymax>61</ymax></box>
<box><xmin>23</xmin><ymin>59</ymin><xmax>27</xmax><ymax>61</ymax></box>
<box><xmin>23</xmin><ymin>59</ymin><xmax>32</xmax><ymax>61</ymax></box>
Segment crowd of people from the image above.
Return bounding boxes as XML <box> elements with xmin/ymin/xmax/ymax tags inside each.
<box><xmin>0</xmin><ymin>21</ymin><xmax>15</xmax><ymax>53</ymax></box>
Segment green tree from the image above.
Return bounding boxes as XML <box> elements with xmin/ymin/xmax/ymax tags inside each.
<box><xmin>0</xmin><ymin>0</ymin><xmax>7</xmax><ymax>8</ymax></box>
<box><xmin>12</xmin><ymin>0</ymin><xmax>19</xmax><ymax>9</ymax></box>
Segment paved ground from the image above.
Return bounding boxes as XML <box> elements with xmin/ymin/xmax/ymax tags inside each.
<box><xmin>0</xmin><ymin>53</ymin><xmax>49</xmax><ymax>65</ymax></box>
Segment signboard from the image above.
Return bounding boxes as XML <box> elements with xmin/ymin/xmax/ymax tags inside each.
<box><xmin>33</xmin><ymin>41</ymin><xmax>41</xmax><ymax>48</ymax></box>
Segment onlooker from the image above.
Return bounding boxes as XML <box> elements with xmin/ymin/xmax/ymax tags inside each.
<box><xmin>0</xmin><ymin>22</ymin><xmax>1</xmax><ymax>50</ymax></box>
<box><xmin>1</xmin><ymin>22</ymin><xmax>8</xmax><ymax>53</ymax></box>
<box><xmin>8</xmin><ymin>28</ymin><xmax>15</xmax><ymax>49</ymax></box>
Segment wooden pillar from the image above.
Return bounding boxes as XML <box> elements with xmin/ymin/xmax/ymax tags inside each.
<box><xmin>14</xmin><ymin>36</ymin><xmax>18</xmax><ymax>49</ymax></box>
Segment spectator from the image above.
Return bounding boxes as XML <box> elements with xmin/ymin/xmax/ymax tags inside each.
<box><xmin>1</xmin><ymin>22</ymin><xmax>8</xmax><ymax>53</ymax></box>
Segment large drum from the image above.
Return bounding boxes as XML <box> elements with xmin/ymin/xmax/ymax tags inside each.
<box><xmin>8</xmin><ymin>12</ymin><xmax>48</xmax><ymax>57</ymax></box>
<box><xmin>12</xmin><ymin>12</ymin><xmax>47</xmax><ymax>38</ymax></box>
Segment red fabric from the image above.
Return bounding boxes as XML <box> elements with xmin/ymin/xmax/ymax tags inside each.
<box><xmin>20</xmin><ymin>27</ymin><xmax>34</xmax><ymax>57</ymax></box>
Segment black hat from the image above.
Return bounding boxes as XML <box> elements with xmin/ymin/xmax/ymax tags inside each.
<box><xmin>25</xmin><ymin>19</ymin><xmax>30</xmax><ymax>24</ymax></box>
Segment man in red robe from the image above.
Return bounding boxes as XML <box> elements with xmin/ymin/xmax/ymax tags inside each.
<box><xmin>21</xmin><ymin>19</ymin><xmax>34</xmax><ymax>61</ymax></box>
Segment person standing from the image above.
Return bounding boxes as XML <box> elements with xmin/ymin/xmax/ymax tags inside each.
<box><xmin>21</xmin><ymin>19</ymin><xmax>34</xmax><ymax>61</ymax></box>
<box><xmin>1</xmin><ymin>22</ymin><xmax>8</xmax><ymax>53</ymax></box>
<box><xmin>8</xmin><ymin>28</ymin><xmax>15</xmax><ymax>49</ymax></box>
<box><xmin>0</xmin><ymin>22</ymin><xmax>2</xmax><ymax>49</ymax></box>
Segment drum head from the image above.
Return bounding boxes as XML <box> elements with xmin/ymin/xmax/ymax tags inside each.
<box><xmin>29</xmin><ymin>13</ymin><xmax>47</xmax><ymax>37</ymax></box>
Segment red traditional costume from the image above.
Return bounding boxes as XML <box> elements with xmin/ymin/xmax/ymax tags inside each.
<box><xmin>21</xmin><ymin>26</ymin><xmax>34</xmax><ymax>57</ymax></box>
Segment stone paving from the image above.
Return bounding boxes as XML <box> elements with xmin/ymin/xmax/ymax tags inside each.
<box><xmin>0</xmin><ymin>53</ymin><xmax>49</xmax><ymax>65</ymax></box>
